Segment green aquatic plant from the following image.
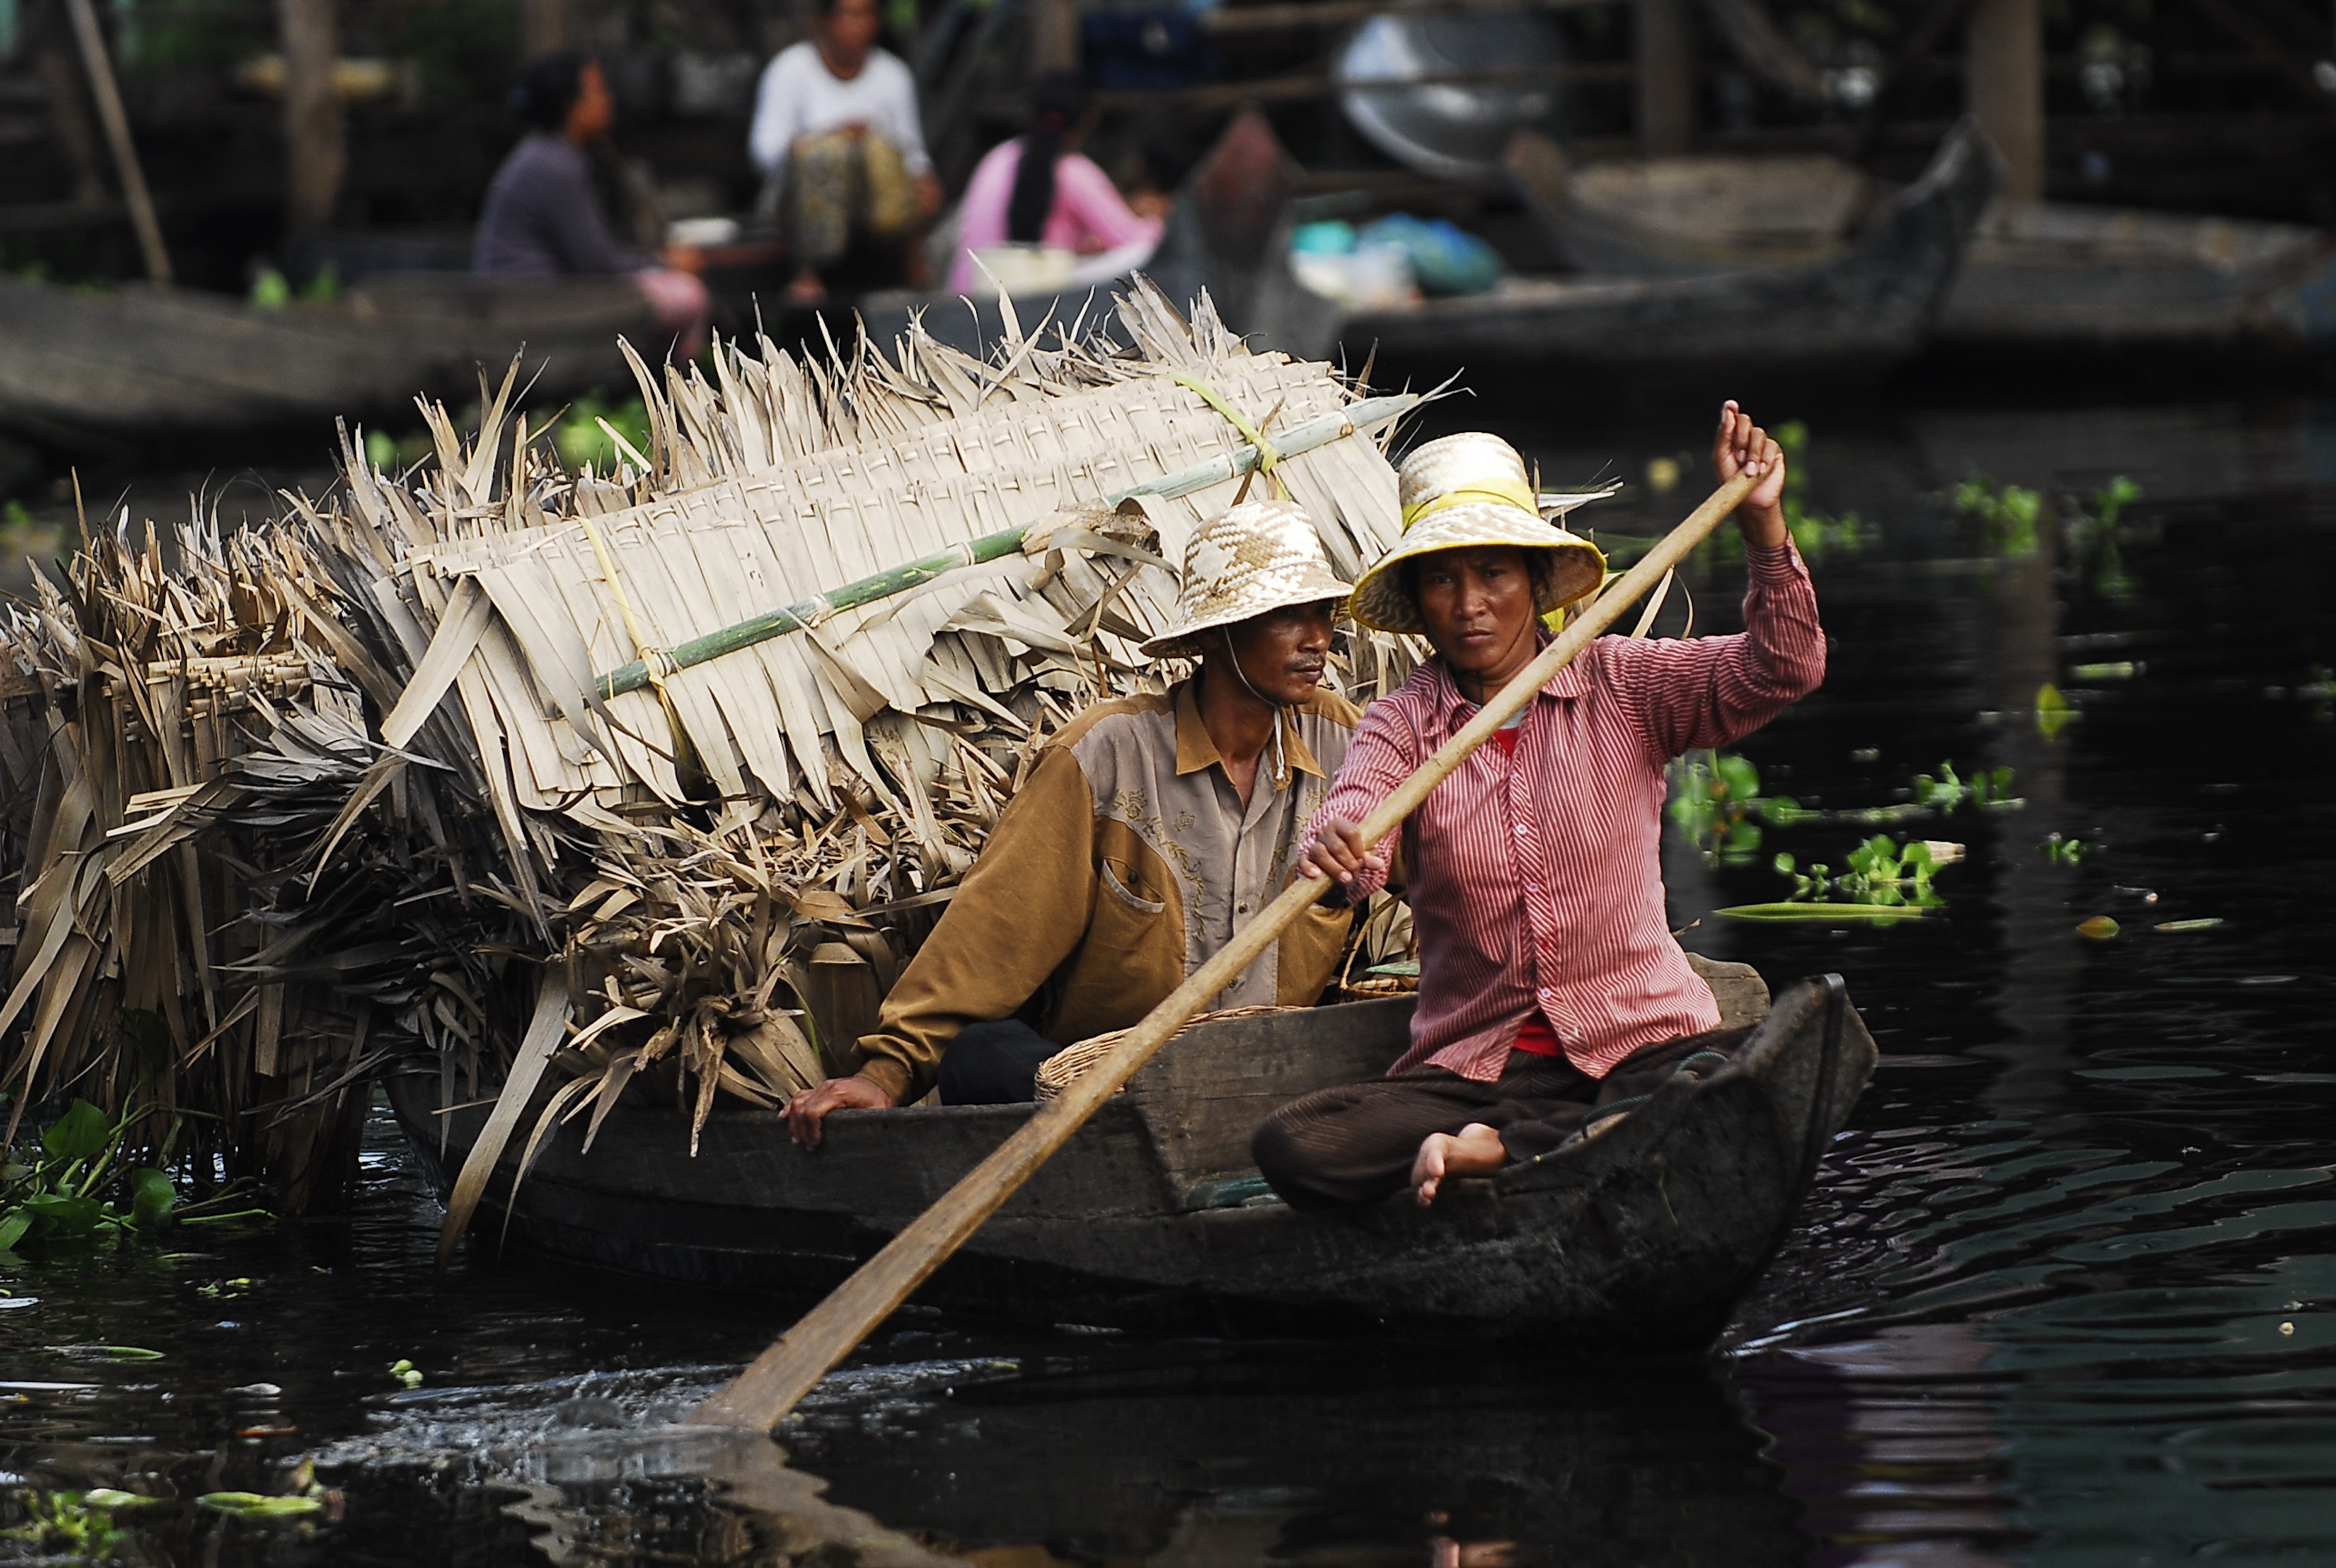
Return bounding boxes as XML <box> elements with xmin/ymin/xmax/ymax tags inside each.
<box><xmin>1772</xmin><ymin>421</ymin><xmax>1870</xmax><ymax>560</ymax></box>
<box><xmin>1666</xmin><ymin>751</ymin><xmax>1770</xmax><ymax>864</ymax></box>
<box><xmin>248</xmin><ymin>267</ymin><xmax>291</xmax><ymax>311</ymax></box>
<box><xmin>1913</xmin><ymin>760</ymin><xmax>2021</xmax><ymax>811</ymax></box>
<box><xmin>1</xmin><ymin>1100</ymin><xmax>263</xmax><ymax>1252</ymax></box>
<box><xmin>1772</xmin><ymin>836</ymin><xmax>1947</xmax><ymax>908</ymax></box>
<box><xmin>1958</xmin><ymin>472</ymin><xmax>2149</xmax><ymax>595</ymax></box>
<box><xmin>2060</xmin><ymin>476</ymin><xmax>2151</xmax><ymax>600</ymax></box>
<box><xmin>3</xmin><ymin>1487</ymin><xmax>153</xmax><ymax>1553</ymax></box>
<box><xmin>1955</xmin><ymin>474</ymin><xmax>2044</xmax><ymax>557</ymax></box>
<box><xmin>1668</xmin><ymin>751</ymin><xmax>2012</xmax><ymax>862</ymax></box>
<box><xmin>2043</xmin><ymin>832</ymin><xmax>2086</xmax><ymax>864</ymax></box>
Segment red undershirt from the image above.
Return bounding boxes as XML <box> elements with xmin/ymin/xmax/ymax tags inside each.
<box><xmin>1488</xmin><ymin>726</ymin><xmax>1564</xmax><ymax>1059</ymax></box>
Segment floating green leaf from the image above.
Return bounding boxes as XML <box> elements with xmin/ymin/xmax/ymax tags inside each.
<box><xmin>80</xmin><ymin>1489</ymin><xmax>163</xmax><ymax>1510</ymax></box>
<box><xmin>1715</xmin><ymin>903</ymin><xmax>1930</xmax><ymax>922</ymax></box>
<box><xmin>198</xmin><ymin>1492</ymin><xmax>322</xmax><ymax>1518</ymax></box>
<box><xmin>2077</xmin><ymin>915</ymin><xmax>2120</xmax><ymax>939</ymax></box>
<box><xmin>2154</xmin><ymin>917</ymin><xmax>2224</xmax><ymax>933</ymax></box>
<box><xmin>128</xmin><ymin>1169</ymin><xmax>174</xmax><ymax>1230</ymax></box>
<box><xmin>41</xmin><ymin>1100</ymin><xmax>110</xmax><ymax>1163</ymax></box>
<box><xmin>2037</xmin><ymin>683</ymin><xmax>2074</xmax><ymax>739</ymax></box>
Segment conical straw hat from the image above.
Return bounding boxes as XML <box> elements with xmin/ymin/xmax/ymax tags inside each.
<box><xmin>1349</xmin><ymin>433</ymin><xmax>1608</xmax><ymax>634</ymax></box>
<box><xmin>1140</xmin><ymin>499</ymin><xmax>1355</xmax><ymax>659</ymax></box>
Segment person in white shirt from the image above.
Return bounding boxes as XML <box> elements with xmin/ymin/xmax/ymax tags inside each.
<box><xmin>749</xmin><ymin>0</ymin><xmax>942</xmax><ymax>304</ymax></box>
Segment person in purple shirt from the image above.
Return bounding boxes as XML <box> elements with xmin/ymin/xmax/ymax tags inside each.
<box><xmin>474</xmin><ymin>52</ymin><xmax>710</xmax><ymax>354</ymax></box>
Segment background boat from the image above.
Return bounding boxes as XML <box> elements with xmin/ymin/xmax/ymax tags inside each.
<box><xmin>0</xmin><ymin>270</ymin><xmax>659</xmax><ymax>451</ymax></box>
<box><xmin>1510</xmin><ymin>128</ymin><xmax>2336</xmax><ymax>359</ymax></box>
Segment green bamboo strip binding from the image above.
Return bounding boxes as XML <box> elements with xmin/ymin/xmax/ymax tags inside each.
<box><xmin>588</xmin><ymin>393</ymin><xmax>1419</xmax><ymax>701</ymax></box>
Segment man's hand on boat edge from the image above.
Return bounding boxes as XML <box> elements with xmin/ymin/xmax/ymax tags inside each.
<box><xmin>784</xmin><ymin>1074</ymin><xmax>896</xmax><ymax>1148</ymax></box>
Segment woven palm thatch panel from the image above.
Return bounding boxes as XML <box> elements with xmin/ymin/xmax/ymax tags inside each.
<box><xmin>405</xmin><ymin>344</ymin><xmax>1402</xmax><ymax>818</ymax></box>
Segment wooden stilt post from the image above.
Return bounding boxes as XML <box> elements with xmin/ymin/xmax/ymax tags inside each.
<box><xmin>276</xmin><ymin>0</ymin><xmax>345</xmax><ymax>234</ymax></box>
<box><xmin>1965</xmin><ymin>0</ymin><xmax>2042</xmax><ymax>201</ymax></box>
<box><xmin>32</xmin><ymin>31</ymin><xmax>108</xmax><ymax>208</ymax></box>
<box><xmin>60</xmin><ymin>0</ymin><xmax>170</xmax><ymax>283</ymax></box>
<box><xmin>1637</xmin><ymin>0</ymin><xmax>1695</xmax><ymax>157</ymax></box>
<box><xmin>1029</xmin><ymin>0</ymin><xmax>1079</xmax><ymax>73</ymax></box>
<box><xmin>522</xmin><ymin>0</ymin><xmax>569</xmax><ymax>56</ymax></box>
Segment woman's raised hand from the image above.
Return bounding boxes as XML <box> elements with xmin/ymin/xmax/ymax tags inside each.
<box><xmin>1712</xmin><ymin>400</ymin><xmax>1789</xmax><ymax>545</ymax></box>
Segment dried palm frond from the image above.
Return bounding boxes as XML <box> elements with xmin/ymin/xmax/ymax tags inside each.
<box><xmin>0</xmin><ymin>283</ymin><xmax>1423</xmax><ymax>1219</ymax></box>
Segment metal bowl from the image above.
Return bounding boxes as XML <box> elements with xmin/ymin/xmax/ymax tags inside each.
<box><xmin>1334</xmin><ymin>12</ymin><xmax>1568</xmax><ymax>182</ymax></box>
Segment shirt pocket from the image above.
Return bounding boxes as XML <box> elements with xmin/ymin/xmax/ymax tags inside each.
<box><xmin>1097</xmin><ymin>858</ymin><xmax>1166</xmax><ymax>917</ymax></box>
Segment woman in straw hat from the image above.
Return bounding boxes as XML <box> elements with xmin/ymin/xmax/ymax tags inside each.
<box><xmin>783</xmin><ymin>500</ymin><xmax>1366</xmax><ymax>1142</ymax></box>
<box><xmin>1252</xmin><ymin>403</ymin><xmax>1824</xmax><ymax>1209</ymax></box>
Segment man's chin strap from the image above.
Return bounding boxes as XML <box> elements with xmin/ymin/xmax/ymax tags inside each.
<box><xmin>1214</xmin><ymin>646</ymin><xmax>1289</xmax><ymax>789</ymax></box>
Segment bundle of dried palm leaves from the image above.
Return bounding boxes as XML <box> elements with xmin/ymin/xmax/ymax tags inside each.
<box><xmin>0</xmin><ymin>284</ymin><xmax>1420</xmax><ymax>1216</ymax></box>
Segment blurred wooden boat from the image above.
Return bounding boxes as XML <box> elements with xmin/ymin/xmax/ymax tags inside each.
<box><xmin>0</xmin><ymin>270</ymin><xmax>658</xmax><ymax>449</ymax></box>
<box><xmin>1509</xmin><ymin>126</ymin><xmax>2336</xmax><ymax>357</ymax></box>
<box><xmin>392</xmin><ymin>964</ymin><xmax>1877</xmax><ymax>1346</ymax></box>
<box><xmin>1938</xmin><ymin>200</ymin><xmax>2336</xmax><ymax>354</ymax></box>
<box><xmin>1257</xmin><ymin>118</ymin><xmax>1998</xmax><ymax>375</ymax></box>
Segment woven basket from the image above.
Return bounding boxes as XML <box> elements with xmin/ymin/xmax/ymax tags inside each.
<box><xmin>1033</xmin><ymin>1005</ymin><xmax>1292</xmax><ymax>1102</ymax></box>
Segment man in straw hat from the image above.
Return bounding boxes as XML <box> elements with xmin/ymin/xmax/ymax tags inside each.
<box><xmin>783</xmin><ymin>499</ymin><xmax>1367</xmax><ymax>1144</ymax></box>
<box><xmin>1252</xmin><ymin>403</ymin><xmax>1825</xmax><ymax>1209</ymax></box>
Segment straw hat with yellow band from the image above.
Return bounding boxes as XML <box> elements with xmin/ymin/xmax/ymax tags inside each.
<box><xmin>1348</xmin><ymin>432</ymin><xmax>1610</xmax><ymax>635</ymax></box>
<box><xmin>1138</xmin><ymin>499</ymin><xmax>1355</xmax><ymax>659</ymax></box>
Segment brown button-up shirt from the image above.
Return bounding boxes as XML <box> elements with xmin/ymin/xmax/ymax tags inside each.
<box><xmin>854</xmin><ymin>680</ymin><xmax>1361</xmax><ymax>1104</ymax></box>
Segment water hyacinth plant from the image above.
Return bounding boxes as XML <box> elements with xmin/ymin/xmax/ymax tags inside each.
<box><xmin>0</xmin><ymin>1099</ymin><xmax>261</xmax><ymax>1251</ymax></box>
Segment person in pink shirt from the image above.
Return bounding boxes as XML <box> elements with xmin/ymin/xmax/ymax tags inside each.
<box><xmin>1252</xmin><ymin>405</ymin><xmax>1822</xmax><ymax>1211</ymax></box>
<box><xmin>946</xmin><ymin>73</ymin><xmax>1164</xmax><ymax>297</ymax></box>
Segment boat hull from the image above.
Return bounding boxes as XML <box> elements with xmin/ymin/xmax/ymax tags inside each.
<box><xmin>394</xmin><ymin>970</ymin><xmax>1874</xmax><ymax>1346</ymax></box>
<box><xmin>0</xmin><ymin>272</ymin><xmax>654</xmax><ymax>448</ymax></box>
<box><xmin>1299</xmin><ymin>118</ymin><xmax>1998</xmax><ymax>377</ymax></box>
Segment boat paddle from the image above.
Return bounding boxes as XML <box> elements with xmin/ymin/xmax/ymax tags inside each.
<box><xmin>684</xmin><ymin>468</ymin><xmax>1760</xmax><ymax>1432</ymax></box>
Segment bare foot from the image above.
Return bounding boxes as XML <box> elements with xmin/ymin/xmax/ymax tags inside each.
<box><xmin>1411</xmin><ymin>1121</ymin><xmax>1507</xmax><ymax>1206</ymax></box>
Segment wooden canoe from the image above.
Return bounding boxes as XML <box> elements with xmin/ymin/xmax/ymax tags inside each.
<box><xmin>391</xmin><ymin>964</ymin><xmax>1876</xmax><ymax>1348</ymax></box>
<box><xmin>1509</xmin><ymin>126</ymin><xmax>2336</xmax><ymax>357</ymax></box>
<box><xmin>0</xmin><ymin>270</ymin><xmax>657</xmax><ymax>450</ymax></box>
<box><xmin>1253</xmin><ymin>117</ymin><xmax>1999</xmax><ymax>375</ymax></box>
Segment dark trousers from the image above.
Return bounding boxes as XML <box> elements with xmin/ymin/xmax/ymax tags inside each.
<box><xmin>936</xmin><ymin>1017</ymin><xmax>1063</xmax><ymax>1105</ymax></box>
<box><xmin>1249</xmin><ymin>1025</ymin><xmax>1751</xmax><ymax>1211</ymax></box>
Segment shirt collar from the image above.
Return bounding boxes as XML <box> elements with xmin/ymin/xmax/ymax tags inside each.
<box><xmin>1172</xmin><ymin>679</ymin><xmax>1326</xmax><ymax>784</ymax></box>
<box><xmin>1424</xmin><ymin>635</ymin><xmax>1590</xmax><ymax>728</ymax></box>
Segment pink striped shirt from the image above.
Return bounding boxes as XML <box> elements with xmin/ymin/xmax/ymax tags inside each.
<box><xmin>1313</xmin><ymin>540</ymin><xmax>1825</xmax><ymax>1081</ymax></box>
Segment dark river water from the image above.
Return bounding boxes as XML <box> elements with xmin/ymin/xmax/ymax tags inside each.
<box><xmin>2</xmin><ymin>389</ymin><xmax>2332</xmax><ymax>1566</ymax></box>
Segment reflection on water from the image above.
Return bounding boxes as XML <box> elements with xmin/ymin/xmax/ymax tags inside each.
<box><xmin>1</xmin><ymin>394</ymin><xmax>2333</xmax><ymax>1565</ymax></box>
